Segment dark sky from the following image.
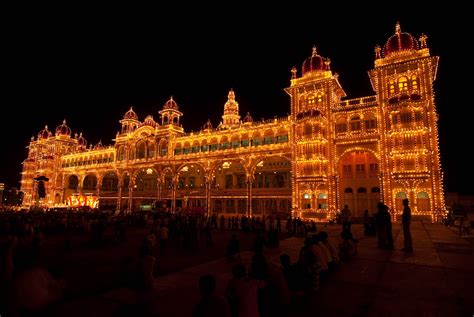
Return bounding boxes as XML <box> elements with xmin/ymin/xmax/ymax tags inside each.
<box><xmin>1</xmin><ymin>6</ymin><xmax>472</xmax><ymax>194</ymax></box>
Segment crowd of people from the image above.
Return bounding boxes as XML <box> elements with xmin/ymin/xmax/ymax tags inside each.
<box><xmin>0</xmin><ymin>199</ymin><xmax>413</xmax><ymax>316</ymax></box>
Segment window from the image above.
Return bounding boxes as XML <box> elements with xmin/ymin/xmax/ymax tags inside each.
<box><xmin>392</xmin><ymin>115</ymin><xmax>398</xmax><ymax>124</ymax></box>
<box><xmin>350</xmin><ymin>116</ymin><xmax>361</xmax><ymax>131</ymax></box>
<box><xmin>389</xmin><ymin>80</ymin><xmax>396</xmax><ymax>94</ymax></box>
<box><xmin>344</xmin><ymin>187</ymin><xmax>353</xmax><ymax>193</ymax></box>
<box><xmin>201</xmin><ymin>145</ymin><xmax>209</xmax><ymax>152</ymax></box>
<box><xmin>241</xmin><ymin>139</ymin><xmax>249</xmax><ymax>147</ymax></box>
<box><xmin>415</xmin><ymin>112</ymin><xmax>423</xmax><ymax>121</ymax></box>
<box><xmin>174</xmin><ymin>148</ymin><xmax>182</xmax><ymax>155</ymax></box>
<box><xmin>210</xmin><ymin>144</ymin><xmax>218</xmax><ymax>151</ymax></box>
<box><xmin>365</xmin><ymin>119</ymin><xmax>376</xmax><ymax>129</ymax></box>
<box><xmin>304</xmin><ymin>125</ymin><xmax>312</xmax><ymax>136</ymax></box>
<box><xmin>398</xmin><ymin>77</ymin><xmax>408</xmax><ymax>92</ymax></box>
<box><xmin>263</xmin><ymin>137</ymin><xmax>274</xmax><ymax>145</ymax></box>
<box><xmin>369</xmin><ymin>163</ymin><xmax>378</xmax><ymax>172</ymax></box>
<box><xmin>252</xmin><ymin>139</ymin><xmax>261</xmax><ymax>146</ymax></box>
<box><xmin>357</xmin><ymin>187</ymin><xmax>367</xmax><ymax>193</ymax></box>
<box><xmin>400</xmin><ymin>112</ymin><xmax>412</xmax><ymax>123</ymax></box>
<box><xmin>183</xmin><ymin>147</ymin><xmax>191</xmax><ymax>154</ymax></box>
<box><xmin>411</xmin><ymin>75</ymin><xmax>419</xmax><ymax>91</ymax></box>
<box><xmin>343</xmin><ymin>165</ymin><xmax>352</xmax><ymax>173</ymax></box>
<box><xmin>356</xmin><ymin>164</ymin><xmax>365</xmax><ymax>172</ymax></box>
<box><xmin>232</xmin><ymin>141</ymin><xmax>240</xmax><ymax>148</ymax></box>
<box><xmin>316</xmin><ymin>93</ymin><xmax>323</xmax><ymax>103</ymax></box>
<box><xmin>192</xmin><ymin>146</ymin><xmax>200</xmax><ymax>153</ymax></box>
<box><xmin>336</xmin><ymin>123</ymin><xmax>347</xmax><ymax>133</ymax></box>
<box><xmin>276</xmin><ymin>135</ymin><xmax>288</xmax><ymax>143</ymax></box>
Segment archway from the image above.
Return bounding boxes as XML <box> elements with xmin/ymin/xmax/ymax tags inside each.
<box><xmin>416</xmin><ymin>191</ymin><xmax>430</xmax><ymax>212</ymax></box>
<box><xmin>83</xmin><ymin>174</ymin><xmax>97</xmax><ymax>192</ymax></box>
<box><xmin>338</xmin><ymin>150</ymin><xmax>380</xmax><ymax>217</ymax></box>
<box><xmin>68</xmin><ymin>175</ymin><xmax>79</xmax><ymax>190</ymax></box>
<box><xmin>101</xmin><ymin>172</ymin><xmax>119</xmax><ymax>192</ymax></box>
<box><xmin>211</xmin><ymin>161</ymin><xmax>247</xmax><ymax>215</ymax></box>
<box><xmin>252</xmin><ymin>156</ymin><xmax>292</xmax><ymax>216</ymax></box>
<box><xmin>176</xmin><ymin>164</ymin><xmax>206</xmax><ymax>211</ymax></box>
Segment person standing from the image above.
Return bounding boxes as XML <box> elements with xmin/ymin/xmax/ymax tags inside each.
<box><xmin>340</xmin><ymin>205</ymin><xmax>352</xmax><ymax>234</ymax></box>
<box><xmin>402</xmin><ymin>198</ymin><xmax>413</xmax><ymax>252</ymax></box>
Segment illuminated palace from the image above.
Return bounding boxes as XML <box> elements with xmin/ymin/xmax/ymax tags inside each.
<box><xmin>20</xmin><ymin>24</ymin><xmax>445</xmax><ymax>220</ymax></box>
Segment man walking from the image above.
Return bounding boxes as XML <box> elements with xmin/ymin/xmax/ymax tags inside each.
<box><xmin>341</xmin><ymin>205</ymin><xmax>352</xmax><ymax>234</ymax></box>
<box><xmin>402</xmin><ymin>198</ymin><xmax>413</xmax><ymax>252</ymax></box>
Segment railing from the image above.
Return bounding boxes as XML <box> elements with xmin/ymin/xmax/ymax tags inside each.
<box><xmin>336</xmin><ymin>95</ymin><xmax>377</xmax><ymax>109</ymax></box>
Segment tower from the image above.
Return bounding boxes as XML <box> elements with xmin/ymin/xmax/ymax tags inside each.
<box><xmin>369</xmin><ymin>23</ymin><xmax>445</xmax><ymax>220</ymax></box>
<box><xmin>221</xmin><ymin>89</ymin><xmax>241</xmax><ymax>128</ymax></box>
<box><xmin>159</xmin><ymin>96</ymin><xmax>183</xmax><ymax>127</ymax></box>
<box><xmin>286</xmin><ymin>46</ymin><xmax>346</xmax><ymax>217</ymax></box>
<box><xmin>120</xmin><ymin>107</ymin><xmax>140</xmax><ymax>133</ymax></box>
<box><xmin>20</xmin><ymin>120</ymin><xmax>77</xmax><ymax>207</ymax></box>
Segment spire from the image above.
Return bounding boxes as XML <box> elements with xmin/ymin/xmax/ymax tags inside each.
<box><xmin>312</xmin><ymin>46</ymin><xmax>318</xmax><ymax>57</ymax></box>
<box><xmin>63</xmin><ymin>119</ymin><xmax>66</xmax><ymax>124</ymax></box>
<box><xmin>222</xmin><ymin>89</ymin><xmax>240</xmax><ymax>127</ymax></box>
<box><xmin>395</xmin><ymin>21</ymin><xmax>401</xmax><ymax>34</ymax></box>
<box><xmin>419</xmin><ymin>33</ymin><xmax>428</xmax><ymax>48</ymax></box>
<box><xmin>375</xmin><ymin>45</ymin><xmax>381</xmax><ymax>59</ymax></box>
<box><xmin>228</xmin><ymin>89</ymin><xmax>235</xmax><ymax>101</ymax></box>
<box><xmin>291</xmin><ymin>66</ymin><xmax>297</xmax><ymax>79</ymax></box>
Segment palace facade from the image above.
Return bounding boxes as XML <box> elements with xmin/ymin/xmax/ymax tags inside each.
<box><xmin>20</xmin><ymin>24</ymin><xmax>446</xmax><ymax>220</ymax></box>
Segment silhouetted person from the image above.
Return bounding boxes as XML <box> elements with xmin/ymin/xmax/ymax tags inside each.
<box><xmin>383</xmin><ymin>204</ymin><xmax>394</xmax><ymax>249</ymax></box>
<box><xmin>340</xmin><ymin>205</ymin><xmax>352</xmax><ymax>233</ymax></box>
<box><xmin>375</xmin><ymin>202</ymin><xmax>387</xmax><ymax>248</ymax></box>
<box><xmin>363</xmin><ymin>209</ymin><xmax>370</xmax><ymax>235</ymax></box>
<box><xmin>226</xmin><ymin>234</ymin><xmax>240</xmax><ymax>261</ymax></box>
<box><xmin>402</xmin><ymin>198</ymin><xmax>413</xmax><ymax>252</ymax></box>
<box><xmin>193</xmin><ymin>274</ymin><xmax>230</xmax><ymax>317</ymax></box>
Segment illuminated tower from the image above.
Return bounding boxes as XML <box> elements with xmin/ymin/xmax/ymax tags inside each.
<box><xmin>221</xmin><ymin>89</ymin><xmax>241</xmax><ymax>128</ymax></box>
<box><xmin>120</xmin><ymin>107</ymin><xmax>140</xmax><ymax>133</ymax></box>
<box><xmin>159</xmin><ymin>96</ymin><xmax>183</xmax><ymax>127</ymax></box>
<box><xmin>369</xmin><ymin>23</ymin><xmax>445</xmax><ymax>220</ymax></box>
<box><xmin>286</xmin><ymin>46</ymin><xmax>346</xmax><ymax>217</ymax></box>
<box><xmin>20</xmin><ymin>120</ymin><xmax>78</xmax><ymax>206</ymax></box>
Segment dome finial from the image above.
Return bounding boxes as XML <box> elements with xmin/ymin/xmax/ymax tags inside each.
<box><xmin>170</xmin><ymin>95</ymin><xmax>174</xmax><ymax>101</ymax></box>
<box><xmin>375</xmin><ymin>45</ymin><xmax>381</xmax><ymax>59</ymax></box>
<box><xmin>395</xmin><ymin>21</ymin><xmax>401</xmax><ymax>34</ymax></box>
<box><xmin>63</xmin><ymin>119</ymin><xmax>66</xmax><ymax>124</ymax></box>
<box><xmin>291</xmin><ymin>66</ymin><xmax>297</xmax><ymax>79</ymax></box>
<box><xmin>419</xmin><ymin>33</ymin><xmax>428</xmax><ymax>48</ymax></box>
<box><xmin>312</xmin><ymin>46</ymin><xmax>317</xmax><ymax>57</ymax></box>
<box><xmin>45</xmin><ymin>125</ymin><xmax>48</xmax><ymax>130</ymax></box>
<box><xmin>228</xmin><ymin>88</ymin><xmax>235</xmax><ymax>100</ymax></box>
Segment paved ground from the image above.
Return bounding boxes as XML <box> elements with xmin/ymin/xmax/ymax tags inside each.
<box><xmin>48</xmin><ymin>222</ymin><xmax>474</xmax><ymax>317</ymax></box>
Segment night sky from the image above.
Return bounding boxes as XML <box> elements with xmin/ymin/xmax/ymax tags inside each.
<box><xmin>2</xmin><ymin>6</ymin><xmax>471</xmax><ymax>194</ymax></box>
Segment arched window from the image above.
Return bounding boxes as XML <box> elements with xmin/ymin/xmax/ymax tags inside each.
<box><xmin>417</xmin><ymin>191</ymin><xmax>430</xmax><ymax>211</ymax></box>
<box><xmin>304</xmin><ymin>124</ymin><xmax>312</xmax><ymax>137</ymax></box>
<box><xmin>395</xmin><ymin>191</ymin><xmax>407</xmax><ymax>211</ymax></box>
<box><xmin>364</xmin><ymin>113</ymin><xmax>377</xmax><ymax>130</ymax></box>
<box><xmin>389</xmin><ymin>79</ymin><xmax>396</xmax><ymax>94</ymax></box>
<box><xmin>371</xmin><ymin>187</ymin><xmax>380</xmax><ymax>193</ymax></box>
<box><xmin>136</xmin><ymin>141</ymin><xmax>146</xmax><ymax>159</ymax></box>
<box><xmin>350</xmin><ymin>116</ymin><xmax>361</xmax><ymax>131</ymax></box>
<box><xmin>344</xmin><ymin>187</ymin><xmax>353</xmax><ymax>193</ymax></box>
<box><xmin>398</xmin><ymin>77</ymin><xmax>409</xmax><ymax>92</ymax></box>
<box><xmin>411</xmin><ymin>75</ymin><xmax>419</xmax><ymax>91</ymax></box>
<box><xmin>316</xmin><ymin>93</ymin><xmax>323</xmax><ymax>104</ymax></box>
<box><xmin>357</xmin><ymin>187</ymin><xmax>367</xmax><ymax>193</ymax></box>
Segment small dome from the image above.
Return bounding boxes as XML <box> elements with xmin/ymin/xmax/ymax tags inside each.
<box><xmin>77</xmin><ymin>132</ymin><xmax>87</xmax><ymax>147</ymax></box>
<box><xmin>243</xmin><ymin>112</ymin><xmax>253</xmax><ymax>123</ymax></box>
<box><xmin>383</xmin><ymin>23</ymin><xmax>418</xmax><ymax>57</ymax></box>
<box><xmin>55</xmin><ymin>119</ymin><xmax>71</xmax><ymax>136</ymax></box>
<box><xmin>124</xmin><ymin>106</ymin><xmax>138</xmax><ymax>120</ymax></box>
<box><xmin>93</xmin><ymin>141</ymin><xmax>103</xmax><ymax>150</ymax></box>
<box><xmin>37</xmin><ymin>125</ymin><xmax>52</xmax><ymax>140</ymax></box>
<box><xmin>142</xmin><ymin>115</ymin><xmax>157</xmax><ymax>127</ymax></box>
<box><xmin>202</xmin><ymin>119</ymin><xmax>213</xmax><ymax>130</ymax></box>
<box><xmin>164</xmin><ymin>96</ymin><xmax>178</xmax><ymax>110</ymax></box>
<box><xmin>302</xmin><ymin>46</ymin><xmax>331</xmax><ymax>75</ymax></box>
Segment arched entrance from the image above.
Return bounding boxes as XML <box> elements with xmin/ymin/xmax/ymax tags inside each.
<box><xmin>252</xmin><ymin>156</ymin><xmax>292</xmax><ymax>217</ymax></box>
<box><xmin>211</xmin><ymin>161</ymin><xmax>247</xmax><ymax>215</ymax></box>
<box><xmin>83</xmin><ymin>174</ymin><xmax>97</xmax><ymax>192</ymax></box>
<box><xmin>339</xmin><ymin>151</ymin><xmax>380</xmax><ymax>217</ymax></box>
<box><xmin>176</xmin><ymin>164</ymin><xmax>206</xmax><ymax>212</ymax></box>
<box><xmin>134</xmin><ymin>168</ymin><xmax>158</xmax><ymax>211</ymax></box>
